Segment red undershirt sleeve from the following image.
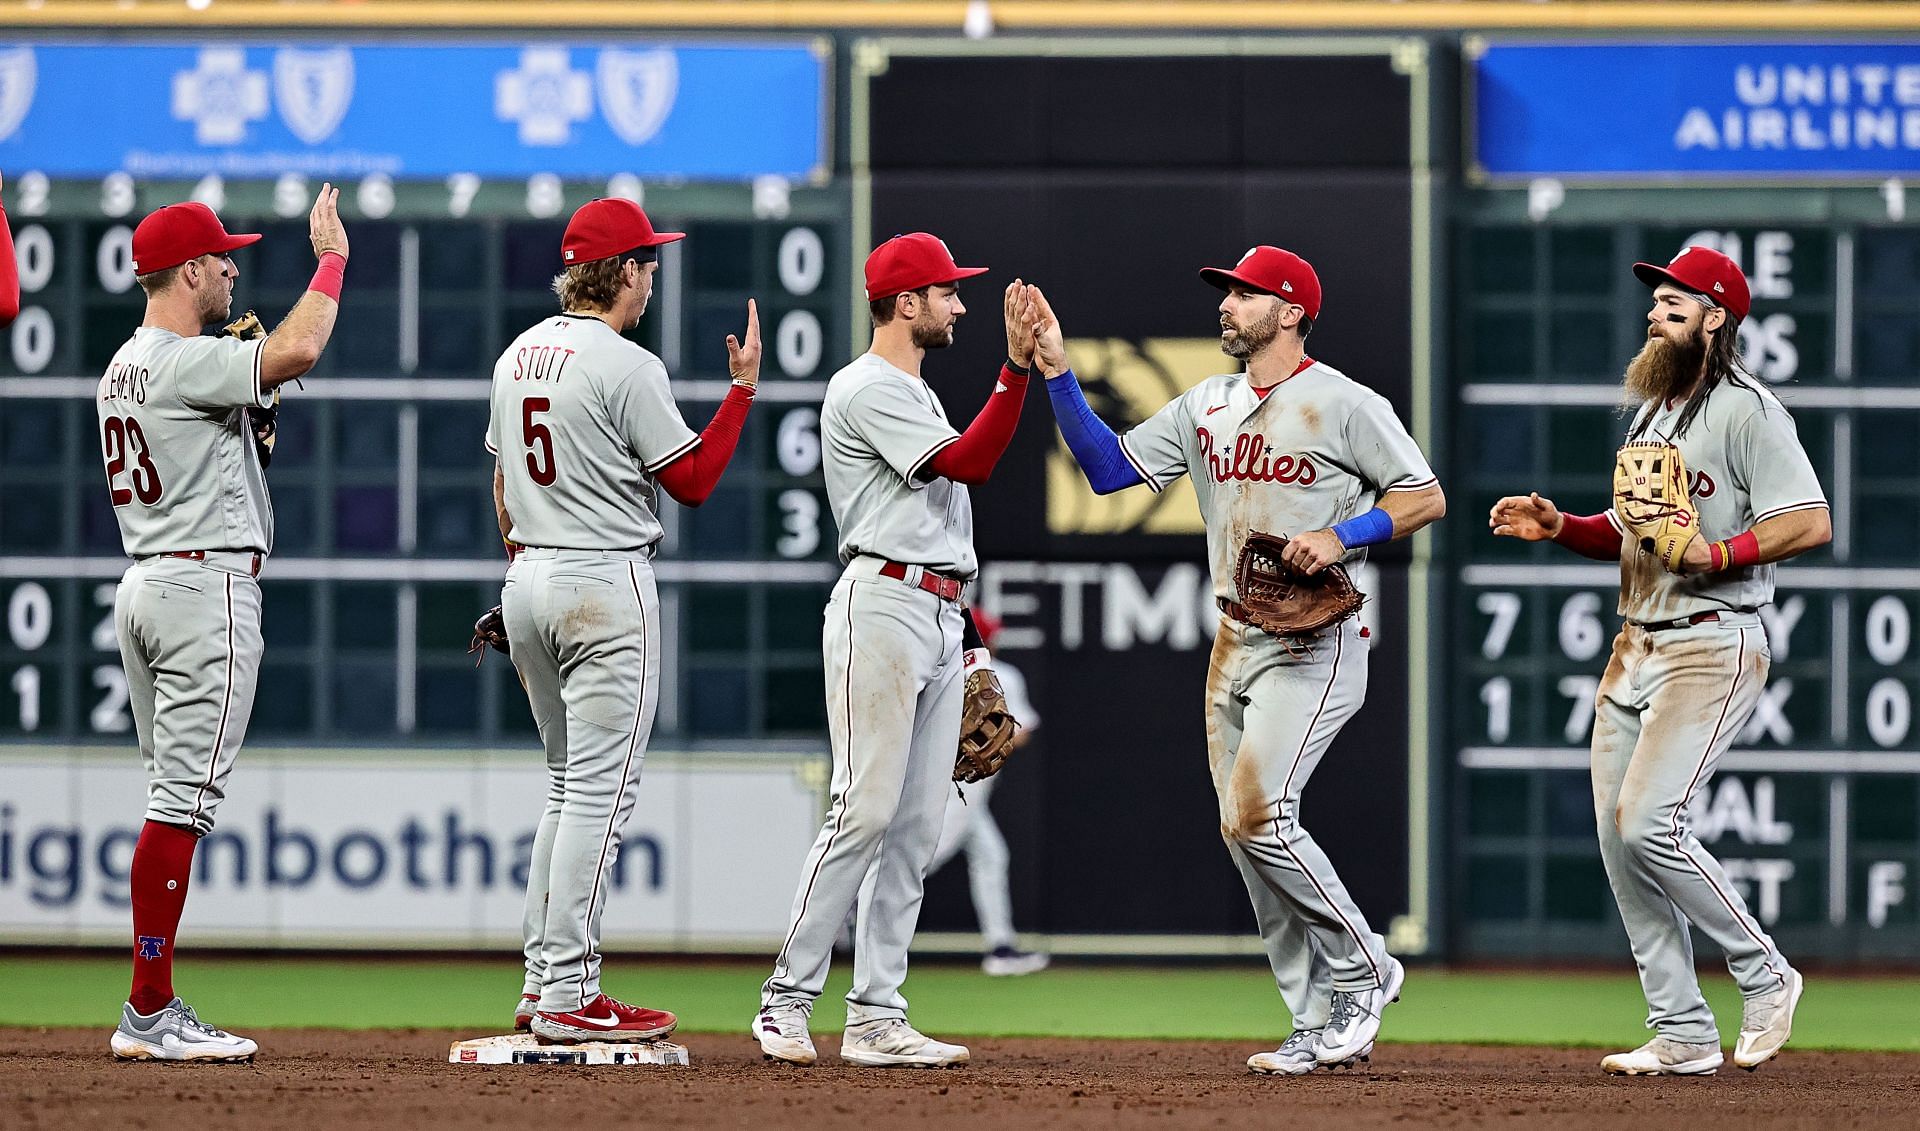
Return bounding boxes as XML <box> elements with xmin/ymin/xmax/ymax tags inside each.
<box><xmin>0</xmin><ymin>203</ymin><xmax>19</xmax><ymax>326</ymax></box>
<box><xmin>924</xmin><ymin>364</ymin><xmax>1030</xmax><ymax>485</ymax></box>
<box><xmin>654</xmin><ymin>383</ymin><xmax>755</xmax><ymax>507</ymax></box>
<box><xmin>1552</xmin><ymin>510</ymin><xmax>1625</xmax><ymax>561</ymax></box>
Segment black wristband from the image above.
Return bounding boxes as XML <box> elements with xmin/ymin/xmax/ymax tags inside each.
<box><xmin>960</xmin><ymin>606</ymin><xmax>985</xmax><ymax>651</ymax></box>
<box><xmin>1004</xmin><ymin>358</ymin><xmax>1032</xmax><ymax>378</ymax></box>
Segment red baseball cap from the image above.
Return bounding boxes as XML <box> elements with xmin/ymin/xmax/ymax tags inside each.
<box><xmin>131</xmin><ymin>202</ymin><xmax>261</xmax><ymax>275</ymax></box>
<box><xmin>562</xmin><ymin>198</ymin><xmax>684</xmax><ymax>265</ymax></box>
<box><xmin>864</xmin><ymin>233</ymin><xmax>988</xmax><ymax>301</ymax></box>
<box><xmin>972</xmin><ymin>610</ymin><xmax>1002</xmax><ymax>646</ymax></box>
<box><xmin>1200</xmin><ymin>246</ymin><xmax>1323</xmax><ymax>321</ymax></box>
<box><xmin>1633</xmin><ymin>246</ymin><xmax>1751</xmax><ymax>322</ymax></box>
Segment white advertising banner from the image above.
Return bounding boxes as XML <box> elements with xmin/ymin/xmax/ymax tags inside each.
<box><xmin>0</xmin><ymin>746</ymin><xmax>827</xmax><ymax>949</ymax></box>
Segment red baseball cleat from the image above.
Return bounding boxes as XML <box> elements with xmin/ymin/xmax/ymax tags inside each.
<box><xmin>530</xmin><ymin>994</ymin><xmax>677</xmax><ymax>1044</ymax></box>
<box><xmin>514</xmin><ymin>993</ymin><xmax>539</xmax><ymax>1033</ymax></box>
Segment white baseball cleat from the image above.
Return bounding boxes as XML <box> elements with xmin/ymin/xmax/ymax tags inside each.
<box><xmin>840</xmin><ymin>1017</ymin><xmax>969</xmax><ymax>1068</ymax></box>
<box><xmin>753</xmin><ymin>1002</ymin><xmax>818</xmax><ymax>1066</ymax></box>
<box><xmin>981</xmin><ymin>947</ymin><xmax>1050</xmax><ymax>977</ymax></box>
<box><xmin>1734</xmin><ymin>968</ymin><xmax>1804</xmax><ymax>1071</ymax></box>
<box><xmin>110</xmin><ymin>998</ymin><xmax>258</xmax><ymax>1063</ymax></box>
<box><xmin>1600</xmin><ymin>1037</ymin><xmax>1724</xmax><ymax>1076</ymax></box>
<box><xmin>1247</xmin><ymin>1029</ymin><xmax>1323</xmax><ymax>1075</ymax></box>
<box><xmin>1316</xmin><ymin>955</ymin><xmax>1403</xmax><ymax>1066</ymax></box>
<box><xmin>513</xmin><ymin>992</ymin><xmax>539</xmax><ymax>1033</ymax></box>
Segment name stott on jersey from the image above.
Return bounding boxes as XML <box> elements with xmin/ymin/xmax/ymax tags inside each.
<box><xmin>821</xmin><ymin>353</ymin><xmax>976</xmax><ymax>578</ymax></box>
<box><xmin>95</xmin><ymin>329</ymin><xmax>274</xmax><ymax>556</ymax></box>
<box><xmin>1118</xmin><ymin>360</ymin><xmax>1436</xmax><ymax>601</ymax></box>
<box><xmin>1616</xmin><ymin>380</ymin><xmax>1827</xmax><ymax>625</ymax></box>
<box><xmin>485</xmin><ymin>314</ymin><xmax>699</xmax><ymax>550</ymax></box>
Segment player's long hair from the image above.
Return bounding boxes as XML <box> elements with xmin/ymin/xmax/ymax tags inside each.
<box><xmin>1626</xmin><ymin>321</ymin><xmax>1764</xmax><ymax>441</ymax></box>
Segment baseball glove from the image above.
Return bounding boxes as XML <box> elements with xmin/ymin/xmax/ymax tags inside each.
<box><xmin>1613</xmin><ymin>441</ymin><xmax>1699</xmax><ymax>573</ymax></box>
<box><xmin>217</xmin><ymin>310</ymin><xmax>279</xmax><ymax>469</ymax></box>
<box><xmin>954</xmin><ymin>667</ymin><xmax>1018</xmax><ymax>784</ymax></box>
<box><xmin>468</xmin><ymin>605</ymin><xmax>509</xmax><ymax>666</ymax></box>
<box><xmin>1233</xmin><ymin>531</ymin><xmax>1366</xmax><ymax>638</ymax></box>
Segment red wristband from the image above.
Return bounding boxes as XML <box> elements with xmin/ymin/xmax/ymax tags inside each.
<box><xmin>1709</xmin><ymin>540</ymin><xmax>1726</xmax><ymax>572</ymax></box>
<box><xmin>309</xmin><ymin>251</ymin><xmax>346</xmax><ymax>302</ymax></box>
<box><xmin>1726</xmin><ymin>530</ymin><xmax>1760</xmax><ymax>569</ymax></box>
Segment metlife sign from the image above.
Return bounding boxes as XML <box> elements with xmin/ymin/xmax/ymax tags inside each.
<box><xmin>0</xmin><ymin>748</ymin><xmax>825</xmax><ymax>948</ymax></box>
<box><xmin>0</xmin><ymin>40</ymin><xmax>826</xmax><ymax>180</ymax></box>
<box><xmin>1474</xmin><ymin>41</ymin><xmax>1920</xmax><ymax>179</ymax></box>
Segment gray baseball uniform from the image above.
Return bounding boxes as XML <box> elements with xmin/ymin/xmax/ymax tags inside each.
<box><xmin>486</xmin><ymin>313</ymin><xmax>697</xmax><ymax>1014</ymax></box>
<box><xmin>1118</xmin><ymin>360</ymin><xmax>1435</xmax><ymax>1025</ymax></box>
<box><xmin>1593</xmin><ymin>377</ymin><xmax>1825</xmax><ymax>1044</ymax></box>
<box><xmin>98</xmin><ymin>328</ymin><xmax>272</xmax><ymax>836</ymax></box>
<box><xmin>763</xmin><ymin>352</ymin><xmax>972</xmax><ymax>1026</ymax></box>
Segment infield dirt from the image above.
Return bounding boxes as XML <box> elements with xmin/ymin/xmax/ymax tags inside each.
<box><xmin>6</xmin><ymin>1028</ymin><xmax>1917</xmax><ymax>1130</ymax></box>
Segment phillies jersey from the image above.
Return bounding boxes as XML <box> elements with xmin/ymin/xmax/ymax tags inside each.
<box><xmin>485</xmin><ymin>313</ymin><xmax>698</xmax><ymax>551</ymax></box>
<box><xmin>1119</xmin><ymin>360</ymin><xmax>1436</xmax><ymax>602</ymax></box>
<box><xmin>1615</xmin><ymin>378</ymin><xmax>1827</xmax><ymax>624</ymax></box>
<box><xmin>95</xmin><ymin>328</ymin><xmax>273</xmax><ymax>557</ymax></box>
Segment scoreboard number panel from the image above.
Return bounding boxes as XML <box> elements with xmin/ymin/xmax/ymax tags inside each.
<box><xmin>1452</xmin><ymin>198</ymin><xmax>1920</xmax><ymax>959</ymax></box>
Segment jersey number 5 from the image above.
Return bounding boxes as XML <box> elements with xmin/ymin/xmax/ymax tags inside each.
<box><xmin>102</xmin><ymin>416</ymin><xmax>164</xmax><ymax>506</ymax></box>
<box><xmin>523</xmin><ymin>397</ymin><xmax>557</xmax><ymax>487</ymax></box>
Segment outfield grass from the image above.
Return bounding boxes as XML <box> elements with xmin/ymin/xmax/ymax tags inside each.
<box><xmin>3</xmin><ymin>956</ymin><xmax>1913</xmax><ymax>1052</ymax></box>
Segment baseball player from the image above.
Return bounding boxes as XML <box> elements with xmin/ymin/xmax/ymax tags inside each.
<box><xmin>1491</xmin><ymin>247</ymin><xmax>1829</xmax><ymax>1076</ymax></box>
<box><xmin>103</xmin><ymin>188</ymin><xmax>349</xmax><ymax>1061</ymax></box>
<box><xmin>1036</xmin><ymin>247</ymin><xmax>1445</xmax><ymax>1075</ymax></box>
<box><xmin>925</xmin><ymin>610</ymin><xmax>1048</xmax><ymax>975</ymax></box>
<box><xmin>2</xmin><ymin>171</ymin><xmax>19</xmax><ymax>326</ymax></box>
<box><xmin>490</xmin><ymin>198</ymin><xmax>762</xmax><ymax>1044</ymax></box>
<box><xmin>754</xmin><ymin>234</ymin><xmax>1031</xmax><ymax>1068</ymax></box>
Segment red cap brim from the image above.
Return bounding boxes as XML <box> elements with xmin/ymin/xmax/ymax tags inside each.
<box><xmin>944</xmin><ymin>265</ymin><xmax>990</xmax><ymax>284</ymax></box>
<box><xmin>1199</xmin><ymin>266</ymin><xmax>1266</xmax><ymax>294</ymax></box>
<box><xmin>218</xmin><ymin>232</ymin><xmax>264</xmax><ymax>254</ymax></box>
<box><xmin>640</xmin><ymin>230</ymin><xmax>686</xmax><ymax>247</ymax></box>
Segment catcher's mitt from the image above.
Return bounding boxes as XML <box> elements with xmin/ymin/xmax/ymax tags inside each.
<box><xmin>1613</xmin><ymin>441</ymin><xmax>1699</xmax><ymax>574</ymax></box>
<box><xmin>1233</xmin><ymin>531</ymin><xmax>1366</xmax><ymax>638</ymax></box>
<box><xmin>218</xmin><ymin>310</ymin><xmax>279</xmax><ymax>469</ymax></box>
<box><xmin>955</xmin><ymin>667</ymin><xmax>1018</xmax><ymax>784</ymax></box>
<box><xmin>468</xmin><ymin>605</ymin><xmax>509</xmax><ymax>666</ymax></box>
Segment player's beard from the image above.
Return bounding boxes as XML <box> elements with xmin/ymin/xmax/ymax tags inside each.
<box><xmin>1623</xmin><ymin>322</ymin><xmax>1708</xmax><ymax>405</ymax></box>
<box><xmin>1220</xmin><ymin>304</ymin><xmax>1280</xmax><ymax>360</ymax></box>
<box><xmin>911</xmin><ymin>311</ymin><xmax>955</xmax><ymax>350</ymax></box>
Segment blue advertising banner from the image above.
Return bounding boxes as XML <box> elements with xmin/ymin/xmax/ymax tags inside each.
<box><xmin>0</xmin><ymin>40</ymin><xmax>826</xmax><ymax>180</ymax></box>
<box><xmin>1475</xmin><ymin>41</ymin><xmax>1920</xmax><ymax>178</ymax></box>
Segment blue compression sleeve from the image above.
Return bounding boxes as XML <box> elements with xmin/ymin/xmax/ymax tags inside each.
<box><xmin>1331</xmin><ymin>506</ymin><xmax>1394</xmax><ymax>549</ymax></box>
<box><xmin>1045</xmin><ymin>369</ymin><xmax>1145</xmax><ymax>494</ymax></box>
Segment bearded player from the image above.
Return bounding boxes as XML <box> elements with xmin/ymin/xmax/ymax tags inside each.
<box><xmin>1491</xmin><ymin>246</ymin><xmax>1828</xmax><ymax>1075</ymax></box>
<box><xmin>104</xmin><ymin>189</ymin><xmax>348</xmax><ymax>1061</ymax></box>
<box><xmin>1037</xmin><ymin>247</ymin><xmax>1445</xmax><ymax>1075</ymax></box>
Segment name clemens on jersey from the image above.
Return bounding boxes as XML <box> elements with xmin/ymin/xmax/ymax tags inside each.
<box><xmin>513</xmin><ymin>345</ymin><xmax>578</xmax><ymax>383</ymax></box>
<box><xmin>100</xmin><ymin>362</ymin><xmax>150</xmax><ymax>406</ymax></box>
<box><xmin>1196</xmin><ymin>426</ymin><xmax>1317</xmax><ymax>486</ymax></box>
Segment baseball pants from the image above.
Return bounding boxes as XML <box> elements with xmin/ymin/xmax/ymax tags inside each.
<box><xmin>115</xmin><ymin>553</ymin><xmax>264</xmax><ymax>837</ymax></box>
<box><xmin>764</xmin><ymin>569</ymin><xmax>965</xmax><ymax>1025</ymax></box>
<box><xmin>1591</xmin><ymin>619</ymin><xmax>1794</xmax><ymax>1045</ymax></box>
<box><xmin>504</xmin><ymin>548</ymin><xmax>662</xmax><ymax>1014</ymax></box>
<box><xmin>1207</xmin><ymin>616</ymin><xmax>1389</xmax><ymax>1032</ymax></box>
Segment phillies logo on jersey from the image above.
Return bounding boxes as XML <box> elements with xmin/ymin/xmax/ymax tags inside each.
<box><xmin>137</xmin><ymin>936</ymin><xmax>166</xmax><ymax>960</ymax></box>
<box><xmin>1688</xmin><ymin>469</ymin><xmax>1716</xmax><ymax>499</ymax></box>
<box><xmin>1197</xmin><ymin>427</ymin><xmax>1317</xmax><ymax>486</ymax></box>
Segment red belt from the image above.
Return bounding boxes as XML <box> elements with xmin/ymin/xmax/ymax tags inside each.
<box><xmin>1218</xmin><ymin>597</ymin><xmax>1254</xmax><ymax>626</ymax></box>
<box><xmin>1635</xmin><ymin>610</ymin><xmax>1725</xmax><ymax>632</ymax></box>
<box><xmin>877</xmin><ymin>560</ymin><xmax>965</xmax><ymax>602</ymax></box>
<box><xmin>164</xmin><ymin>550</ymin><xmax>262</xmax><ymax>578</ymax></box>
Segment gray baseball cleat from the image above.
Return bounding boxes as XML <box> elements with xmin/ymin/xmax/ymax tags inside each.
<box><xmin>1247</xmin><ymin>1029</ymin><xmax>1323</xmax><ymax>1075</ymax></box>
<box><xmin>1316</xmin><ymin>955</ymin><xmax>1403</xmax><ymax>1065</ymax></box>
<box><xmin>1601</xmin><ymin>1037</ymin><xmax>1724</xmax><ymax>1076</ymax></box>
<box><xmin>981</xmin><ymin>947</ymin><xmax>1050</xmax><ymax>977</ymax></box>
<box><xmin>514</xmin><ymin>992</ymin><xmax>539</xmax><ymax>1033</ymax></box>
<box><xmin>1734</xmin><ymin>968</ymin><xmax>1804</xmax><ymax>1070</ymax></box>
<box><xmin>753</xmin><ymin>1002</ymin><xmax>818</xmax><ymax>1066</ymax></box>
<box><xmin>111</xmin><ymin>998</ymin><xmax>258</xmax><ymax>1063</ymax></box>
<box><xmin>841</xmin><ymin>1017</ymin><xmax>969</xmax><ymax>1068</ymax></box>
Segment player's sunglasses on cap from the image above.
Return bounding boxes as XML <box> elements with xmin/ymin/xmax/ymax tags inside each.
<box><xmin>1200</xmin><ymin>245</ymin><xmax>1323</xmax><ymax>321</ymax></box>
<box><xmin>1632</xmin><ymin>245</ymin><xmax>1751</xmax><ymax>322</ymax></box>
<box><xmin>562</xmin><ymin>198</ymin><xmax>686</xmax><ymax>265</ymax></box>
<box><xmin>131</xmin><ymin>202</ymin><xmax>262</xmax><ymax>276</ymax></box>
<box><xmin>864</xmin><ymin>232</ymin><xmax>989</xmax><ymax>301</ymax></box>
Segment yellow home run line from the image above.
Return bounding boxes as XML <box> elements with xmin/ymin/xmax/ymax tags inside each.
<box><xmin>5</xmin><ymin>1</ymin><xmax>1920</xmax><ymax>31</ymax></box>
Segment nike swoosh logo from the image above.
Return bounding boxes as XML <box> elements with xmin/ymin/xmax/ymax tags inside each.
<box><xmin>1205</xmin><ymin>404</ymin><xmax>1228</xmax><ymax>416</ymax></box>
<box><xmin>571</xmin><ymin>1006</ymin><xmax>619</xmax><ymax>1025</ymax></box>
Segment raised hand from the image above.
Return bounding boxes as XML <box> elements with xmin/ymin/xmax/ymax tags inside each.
<box><xmin>1489</xmin><ymin>492</ymin><xmax>1563</xmax><ymax>541</ymax></box>
<box><xmin>727</xmin><ymin>298</ymin><xmax>762</xmax><ymax>388</ymax></box>
<box><xmin>1003</xmin><ymin>278</ymin><xmax>1035</xmax><ymax>366</ymax></box>
<box><xmin>309</xmin><ymin>183</ymin><xmax>348</xmax><ymax>261</ymax></box>
<box><xmin>1026</xmin><ymin>284</ymin><xmax>1070</xmax><ymax>378</ymax></box>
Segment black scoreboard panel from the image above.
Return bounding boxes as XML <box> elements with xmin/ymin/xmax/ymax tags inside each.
<box><xmin>0</xmin><ymin>177</ymin><xmax>849</xmax><ymax>744</ymax></box>
<box><xmin>1449</xmin><ymin>190</ymin><xmax>1920</xmax><ymax>959</ymax></box>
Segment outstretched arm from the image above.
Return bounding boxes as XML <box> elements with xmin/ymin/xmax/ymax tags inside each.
<box><xmin>1490</xmin><ymin>492</ymin><xmax>1623</xmax><ymax>561</ymax></box>
<box><xmin>1030</xmin><ymin>284</ymin><xmax>1144</xmax><ymax>495</ymax></box>
<box><xmin>656</xmin><ymin>301</ymin><xmax>760</xmax><ymax>507</ymax></box>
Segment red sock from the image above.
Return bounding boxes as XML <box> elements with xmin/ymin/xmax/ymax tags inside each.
<box><xmin>128</xmin><ymin>820</ymin><xmax>198</xmax><ymax>1014</ymax></box>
